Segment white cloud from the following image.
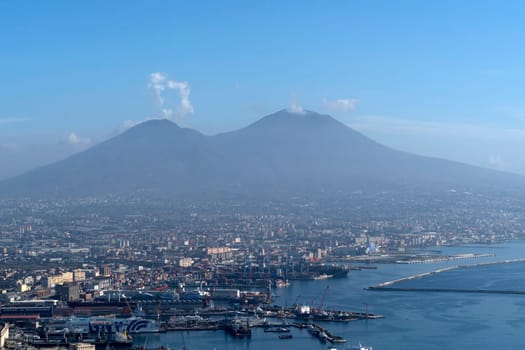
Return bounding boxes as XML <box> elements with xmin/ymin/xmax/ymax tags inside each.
<box><xmin>148</xmin><ymin>72</ymin><xmax>194</xmax><ymax>120</ymax></box>
<box><xmin>323</xmin><ymin>98</ymin><xmax>359</xmax><ymax>112</ymax></box>
<box><xmin>161</xmin><ymin>108</ymin><xmax>173</xmax><ymax>118</ymax></box>
<box><xmin>487</xmin><ymin>154</ymin><xmax>505</xmax><ymax>170</ymax></box>
<box><xmin>148</xmin><ymin>72</ymin><xmax>167</xmax><ymax>105</ymax></box>
<box><xmin>120</xmin><ymin>119</ymin><xmax>141</xmax><ymax>131</ymax></box>
<box><xmin>287</xmin><ymin>103</ymin><xmax>306</xmax><ymax>114</ymax></box>
<box><xmin>67</xmin><ymin>132</ymin><xmax>91</xmax><ymax>147</ymax></box>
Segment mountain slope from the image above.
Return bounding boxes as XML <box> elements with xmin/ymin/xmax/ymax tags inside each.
<box><xmin>1</xmin><ymin>110</ymin><xmax>523</xmax><ymax>198</ymax></box>
<box><xmin>1</xmin><ymin>119</ymin><xmax>228</xmax><ymax>196</ymax></box>
<box><xmin>214</xmin><ymin>110</ymin><xmax>523</xmax><ymax>193</ymax></box>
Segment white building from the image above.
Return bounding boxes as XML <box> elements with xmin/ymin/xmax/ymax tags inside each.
<box><xmin>0</xmin><ymin>322</ymin><xmax>9</xmax><ymax>349</ymax></box>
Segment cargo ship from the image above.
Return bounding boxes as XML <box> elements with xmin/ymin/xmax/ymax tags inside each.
<box><xmin>287</xmin><ymin>264</ymin><xmax>349</xmax><ymax>280</ymax></box>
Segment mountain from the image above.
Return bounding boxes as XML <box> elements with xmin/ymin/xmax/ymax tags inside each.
<box><xmin>213</xmin><ymin>110</ymin><xmax>523</xmax><ymax>194</ymax></box>
<box><xmin>0</xmin><ymin>119</ymin><xmax>227</xmax><ymax>196</ymax></box>
<box><xmin>1</xmin><ymin>109</ymin><xmax>523</xmax><ymax>198</ymax></box>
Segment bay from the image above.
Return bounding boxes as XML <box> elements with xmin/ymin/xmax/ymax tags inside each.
<box><xmin>134</xmin><ymin>240</ymin><xmax>525</xmax><ymax>350</ymax></box>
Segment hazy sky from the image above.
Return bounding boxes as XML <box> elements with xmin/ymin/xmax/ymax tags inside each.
<box><xmin>2</xmin><ymin>0</ymin><xmax>525</xmax><ymax>179</ymax></box>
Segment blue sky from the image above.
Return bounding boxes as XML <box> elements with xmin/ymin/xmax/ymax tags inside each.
<box><xmin>2</xmin><ymin>0</ymin><xmax>525</xmax><ymax>178</ymax></box>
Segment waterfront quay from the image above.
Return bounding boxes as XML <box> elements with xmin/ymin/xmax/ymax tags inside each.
<box><xmin>1</xmin><ymin>309</ymin><xmax>373</xmax><ymax>349</ymax></box>
<box><xmin>162</xmin><ymin>304</ymin><xmax>383</xmax><ymax>331</ymax></box>
<box><xmin>0</xmin><ymin>282</ymin><xmax>383</xmax><ymax>349</ymax></box>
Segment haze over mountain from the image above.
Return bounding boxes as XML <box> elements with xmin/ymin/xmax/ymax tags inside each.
<box><xmin>1</xmin><ymin>109</ymin><xmax>523</xmax><ymax>198</ymax></box>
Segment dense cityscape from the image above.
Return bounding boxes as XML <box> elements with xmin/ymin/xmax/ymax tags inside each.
<box><xmin>1</xmin><ymin>190</ymin><xmax>525</xmax><ymax>349</ymax></box>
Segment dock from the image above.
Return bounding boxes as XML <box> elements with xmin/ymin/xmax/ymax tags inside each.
<box><xmin>307</xmin><ymin>323</ymin><xmax>346</xmax><ymax>344</ymax></box>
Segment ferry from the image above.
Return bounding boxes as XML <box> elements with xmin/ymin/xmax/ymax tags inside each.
<box><xmin>348</xmin><ymin>343</ymin><xmax>373</xmax><ymax>350</ymax></box>
<box><xmin>65</xmin><ymin>316</ymin><xmax>160</xmax><ymax>334</ymax></box>
<box><xmin>264</xmin><ymin>326</ymin><xmax>290</xmax><ymax>333</ymax></box>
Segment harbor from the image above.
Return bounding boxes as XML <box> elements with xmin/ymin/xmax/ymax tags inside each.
<box><xmin>1</xmin><ymin>282</ymin><xmax>382</xmax><ymax>350</ymax></box>
<box><xmin>6</xmin><ymin>249</ymin><xmax>511</xmax><ymax>350</ymax></box>
<box><xmin>3</xmin><ymin>315</ymin><xmax>364</xmax><ymax>349</ymax></box>
<box><xmin>3</xmin><ymin>242</ymin><xmax>516</xmax><ymax>350</ymax></box>
<box><xmin>5</xmin><ymin>241</ymin><xmax>525</xmax><ymax>350</ymax></box>
<box><xmin>11</xmin><ymin>287</ymin><xmax>383</xmax><ymax>348</ymax></box>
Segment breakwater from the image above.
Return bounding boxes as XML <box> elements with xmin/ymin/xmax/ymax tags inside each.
<box><xmin>368</xmin><ymin>287</ymin><xmax>525</xmax><ymax>295</ymax></box>
<box><xmin>367</xmin><ymin>258</ymin><xmax>525</xmax><ymax>294</ymax></box>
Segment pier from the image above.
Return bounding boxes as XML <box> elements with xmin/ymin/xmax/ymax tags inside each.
<box><xmin>367</xmin><ymin>258</ymin><xmax>525</xmax><ymax>294</ymax></box>
<box><xmin>367</xmin><ymin>286</ymin><xmax>525</xmax><ymax>295</ymax></box>
<box><xmin>307</xmin><ymin>323</ymin><xmax>346</xmax><ymax>344</ymax></box>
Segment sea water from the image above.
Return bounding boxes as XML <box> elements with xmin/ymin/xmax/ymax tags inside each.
<box><xmin>134</xmin><ymin>241</ymin><xmax>525</xmax><ymax>350</ymax></box>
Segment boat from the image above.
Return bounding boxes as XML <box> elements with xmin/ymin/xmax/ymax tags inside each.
<box><xmin>294</xmin><ymin>322</ymin><xmax>308</xmax><ymax>328</ymax></box>
<box><xmin>348</xmin><ymin>343</ymin><xmax>373</xmax><ymax>350</ymax></box>
<box><xmin>313</xmin><ymin>274</ymin><xmax>333</xmax><ymax>280</ymax></box>
<box><xmin>278</xmin><ymin>334</ymin><xmax>293</xmax><ymax>339</ymax></box>
<box><xmin>168</xmin><ymin>314</ymin><xmax>203</xmax><ymax>326</ymax></box>
<box><xmin>330</xmin><ymin>336</ymin><xmax>347</xmax><ymax>343</ymax></box>
<box><xmin>133</xmin><ymin>346</ymin><xmax>171</xmax><ymax>350</ymax></box>
<box><xmin>275</xmin><ymin>279</ymin><xmax>291</xmax><ymax>288</ymax></box>
<box><xmin>264</xmin><ymin>326</ymin><xmax>290</xmax><ymax>333</ymax></box>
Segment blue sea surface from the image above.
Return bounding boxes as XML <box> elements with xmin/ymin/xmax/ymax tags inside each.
<box><xmin>135</xmin><ymin>241</ymin><xmax>525</xmax><ymax>350</ymax></box>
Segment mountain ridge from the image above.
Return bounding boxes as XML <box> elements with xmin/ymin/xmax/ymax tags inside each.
<box><xmin>1</xmin><ymin>109</ymin><xmax>523</xmax><ymax>198</ymax></box>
